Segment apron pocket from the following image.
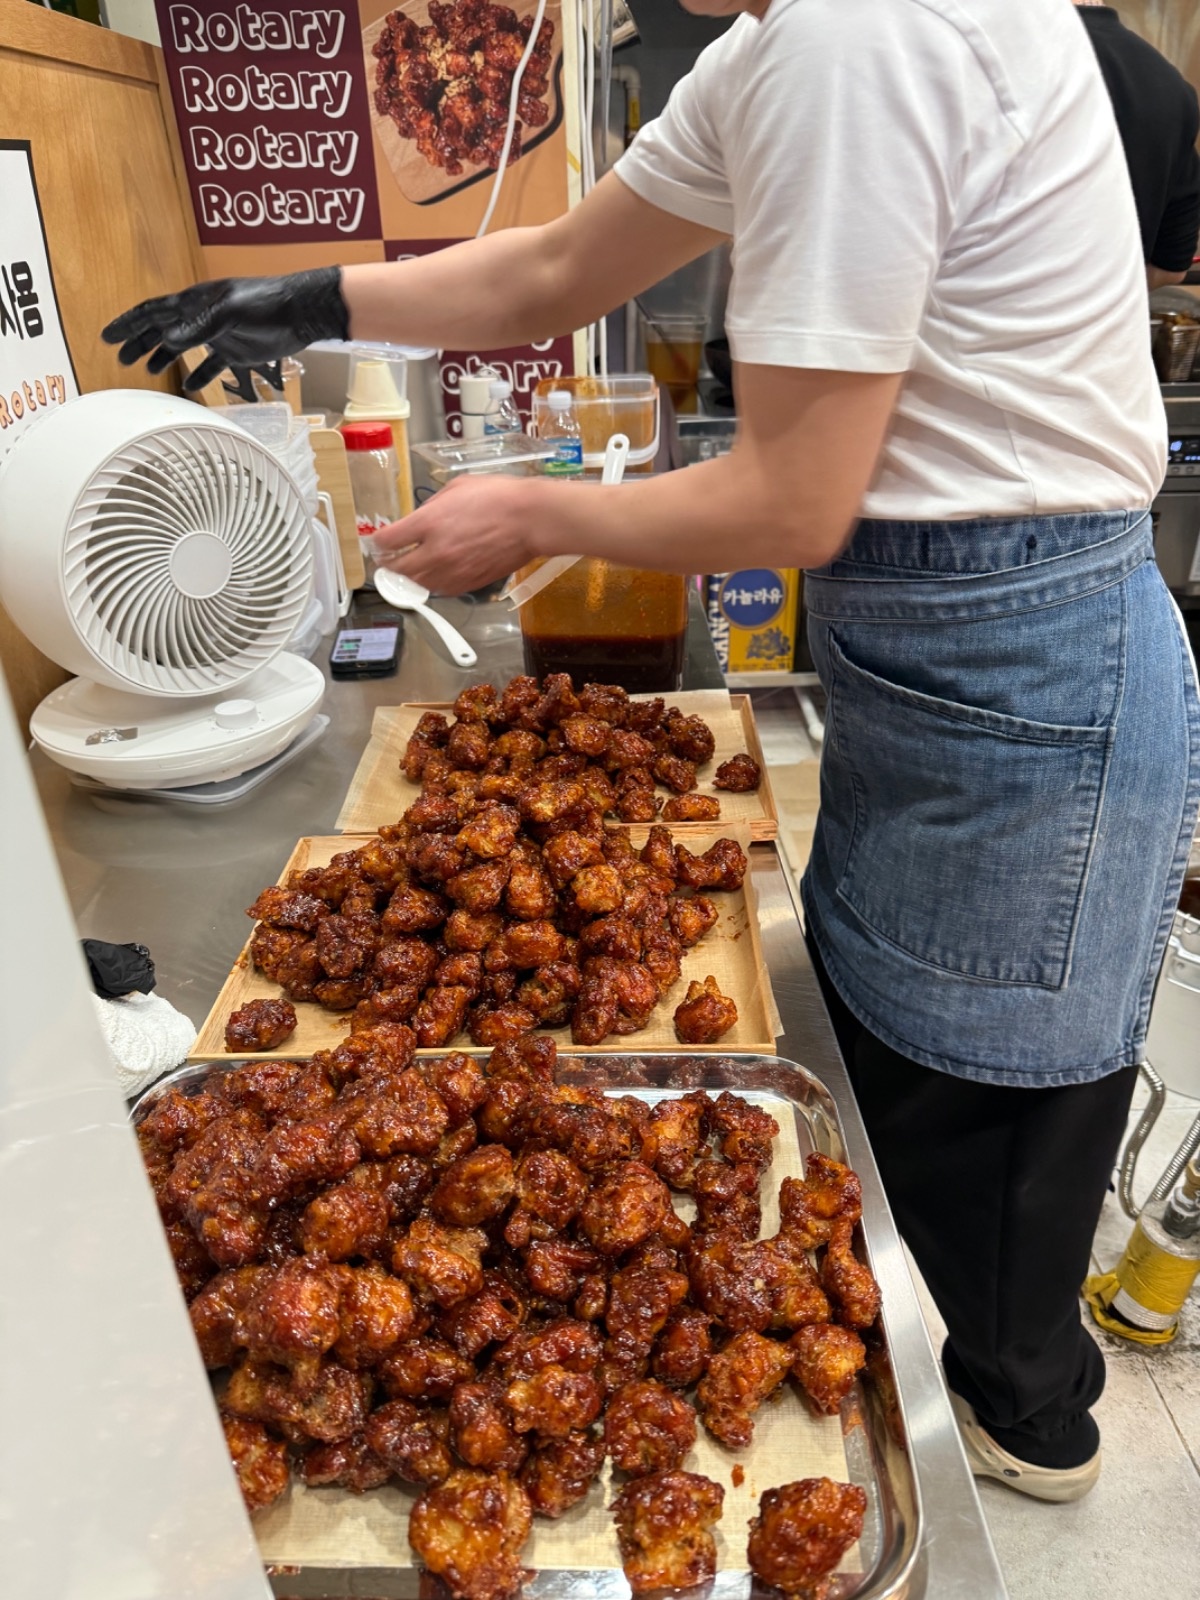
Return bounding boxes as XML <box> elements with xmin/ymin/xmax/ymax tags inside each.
<box><xmin>828</xmin><ymin>631</ymin><xmax>1113</xmax><ymax>989</ymax></box>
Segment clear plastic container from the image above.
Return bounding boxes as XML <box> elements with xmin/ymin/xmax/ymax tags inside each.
<box><xmin>541</xmin><ymin>390</ymin><xmax>584</xmax><ymax>476</ymax></box>
<box><xmin>517</xmin><ymin>558</ymin><xmax>688</xmax><ymax>692</ymax></box>
<box><xmin>531</xmin><ymin>374</ymin><xmax>660</xmax><ymax>471</ymax></box>
<box><xmin>339</xmin><ymin>421</ymin><xmax>400</xmax><ymax>569</ymax></box>
<box><xmin>485</xmin><ymin>378</ymin><xmax>524</xmax><ymax>438</ymax></box>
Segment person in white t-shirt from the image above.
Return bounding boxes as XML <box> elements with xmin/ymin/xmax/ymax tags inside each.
<box><xmin>105</xmin><ymin>0</ymin><xmax>1199</xmax><ymax>1503</ymax></box>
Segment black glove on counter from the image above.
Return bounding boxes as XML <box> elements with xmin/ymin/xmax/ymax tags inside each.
<box><xmin>82</xmin><ymin>939</ymin><xmax>156</xmax><ymax>1000</ymax></box>
<box><xmin>101</xmin><ymin>267</ymin><xmax>350</xmax><ymax>396</ymax></box>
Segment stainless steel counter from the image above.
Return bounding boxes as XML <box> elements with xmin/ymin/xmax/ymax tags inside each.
<box><xmin>30</xmin><ymin>588</ymin><xmax>1007</xmax><ymax>1600</ymax></box>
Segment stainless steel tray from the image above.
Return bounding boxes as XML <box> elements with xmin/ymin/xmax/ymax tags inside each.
<box><xmin>133</xmin><ymin>1053</ymin><xmax>922</xmax><ymax>1600</ymax></box>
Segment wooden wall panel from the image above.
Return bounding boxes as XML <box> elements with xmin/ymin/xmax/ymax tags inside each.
<box><xmin>0</xmin><ymin>0</ymin><xmax>205</xmax><ymax>732</ymax></box>
<box><xmin>1118</xmin><ymin>2</ymin><xmax>1200</xmax><ymax>95</ymax></box>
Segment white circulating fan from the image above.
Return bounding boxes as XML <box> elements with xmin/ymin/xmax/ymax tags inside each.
<box><xmin>0</xmin><ymin>390</ymin><xmax>326</xmax><ymax>789</ymax></box>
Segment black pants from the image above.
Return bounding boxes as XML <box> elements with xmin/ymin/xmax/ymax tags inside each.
<box><xmin>807</xmin><ymin>934</ymin><xmax>1138</xmax><ymax>1466</ymax></box>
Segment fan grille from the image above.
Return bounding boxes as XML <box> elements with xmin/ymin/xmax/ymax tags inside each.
<box><xmin>62</xmin><ymin>425</ymin><xmax>312</xmax><ymax>694</ymax></box>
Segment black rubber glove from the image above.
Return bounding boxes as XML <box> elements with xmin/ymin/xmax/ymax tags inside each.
<box><xmin>100</xmin><ymin>267</ymin><xmax>350</xmax><ymax>396</ymax></box>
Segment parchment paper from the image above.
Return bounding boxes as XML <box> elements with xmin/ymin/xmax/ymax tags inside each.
<box><xmin>334</xmin><ymin>691</ymin><xmax>777</xmax><ymax>840</ymax></box>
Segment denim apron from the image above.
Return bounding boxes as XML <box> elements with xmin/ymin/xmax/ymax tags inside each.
<box><xmin>801</xmin><ymin>511</ymin><xmax>1200</xmax><ymax>1087</ymax></box>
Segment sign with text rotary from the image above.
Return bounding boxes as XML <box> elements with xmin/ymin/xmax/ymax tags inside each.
<box><xmin>156</xmin><ymin>2</ymin><xmax>383</xmax><ymax>244</ymax></box>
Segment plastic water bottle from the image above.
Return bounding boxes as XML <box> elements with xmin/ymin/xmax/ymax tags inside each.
<box><xmin>542</xmin><ymin>389</ymin><xmax>584</xmax><ymax>476</ymax></box>
<box><xmin>484</xmin><ymin>378</ymin><xmax>523</xmax><ymax>438</ymax></box>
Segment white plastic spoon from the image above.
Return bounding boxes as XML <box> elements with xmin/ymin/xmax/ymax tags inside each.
<box><xmin>374</xmin><ymin>570</ymin><xmax>478</xmax><ymax>667</ymax></box>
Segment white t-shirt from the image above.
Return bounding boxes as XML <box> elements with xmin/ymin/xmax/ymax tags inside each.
<box><xmin>615</xmin><ymin>0</ymin><xmax>1167</xmax><ymax>521</ymax></box>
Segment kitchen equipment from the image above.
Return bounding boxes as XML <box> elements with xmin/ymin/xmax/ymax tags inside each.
<box><xmin>531</xmin><ymin>375</ymin><xmax>660</xmax><ymax>471</ymax></box>
<box><xmin>0</xmin><ymin>390</ymin><xmax>325</xmax><ymax>790</ymax></box>
<box><xmin>1151</xmin><ymin>387</ymin><xmax>1200</xmax><ymax>633</ymax></box>
<box><xmin>518</xmin><ymin>559</ymin><xmax>689</xmax><ymax>691</ymax></box>
<box><xmin>374</xmin><ymin>570</ymin><xmax>478</xmax><ymax>667</ymax></box>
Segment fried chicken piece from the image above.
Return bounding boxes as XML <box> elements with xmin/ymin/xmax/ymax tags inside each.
<box><xmin>189</xmin><ymin>1266</ymin><xmax>263</xmax><ymax>1368</ymax></box>
<box><xmin>605</xmin><ymin>1265</ymin><xmax>690</xmax><ymax>1354</ymax></box>
<box><xmin>224</xmin><ymin>997</ymin><xmax>297</xmax><ymax>1053</ymax></box>
<box><xmin>571</xmin><ymin>682</ymin><xmax>625</xmax><ymax>724</ymax></box>
<box><xmin>520</xmin><ymin>1430</ymin><xmax>605</xmax><ymax>1518</ymax></box>
<box><xmin>221</xmin><ymin>1413</ymin><xmax>290</xmax><ymax>1512</ymax></box>
<box><xmin>424</xmin><ymin>1051</ymin><xmax>489</xmax><ymax>1127</ymax></box>
<box><xmin>710</xmin><ymin>1091</ymin><xmax>779</xmax><ymax>1171</ymax></box>
<box><xmin>380</xmin><ymin>1336</ymin><xmax>475</xmax><ymax>1401</ymax></box>
<box><xmin>486</xmin><ymin>920</ymin><xmax>567</xmax><ymax>971</ymax></box>
<box><xmin>640</xmin><ymin>1093</ymin><xmax>711</xmax><ymax>1189</ymax></box>
<box><xmin>714</xmin><ymin>752</ymin><xmax>762</xmax><ymax>792</ymax></box>
<box><xmin>505</xmin><ymin>1149</ymin><xmax>588</xmax><ymax>1247</ymax></box>
<box><xmin>502</xmin><ymin>853</ymin><xmax>557</xmax><ymax>920</ymax></box>
<box><xmin>236</xmin><ymin>1259</ymin><xmax>344</xmax><ymax>1391</ymax></box>
<box><xmin>445</xmin><ymin>859</ymin><xmax>511</xmax><ymax>915</ymax></box>
<box><xmin>579</xmin><ymin>1161</ymin><xmax>672</xmax><ymax>1257</ymax></box>
<box><xmin>603</xmin><ymin>730</ymin><xmax>657</xmax><ymax>774</ymax></box>
<box><xmin>514</xmin><ymin>960</ymin><xmax>581</xmax><ymax>1029</ymax></box>
<box><xmin>689</xmin><ymin>1232</ymin><xmax>830</xmax><ymax>1335</ymax></box>
<box><xmin>495</xmin><ymin>674</ymin><xmax>540</xmax><ymax>725</ymax></box>
<box><xmin>504</xmin><ymin>1363</ymin><xmax>603</xmax><ymax>1439</ymax></box>
<box><xmin>453</xmin><ymin>683</ymin><xmax>499</xmax><ymax>723</ymax></box>
<box><xmin>642</xmin><ymin>931</ymin><xmax>684</xmax><ymax>999</ymax></box>
<box><xmin>789</xmin><ymin>1323</ymin><xmax>867</xmax><ymax>1417</ymax></box>
<box><xmin>333</xmin><ymin>1264</ymin><xmax>416</xmax><ymax>1368</ymax></box>
<box><xmin>363</xmin><ymin>1398</ymin><xmax>453</xmax><ymax>1485</ymax></box>
<box><xmin>302</xmin><ymin>1430</ymin><xmax>392</xmax><ymax>1493</ymax></box>
<box><xmin>667</xmin><ymin>895</ymin><xmax>720</xmax><ymax>951</ymax></box>
<box><xmin>276</xmin><ymin>937</ymin><xmax>324</xmax><ymax>1003</ymax></box>
<box><xmin>747</xmin><ymin>1478</ymin><xmax>867</xmax><ymax>1600</ymax></box>
<box><xmin>403</xmin><ymin>734</ymin><xmax>441</xmax><ymax>783</ymax></box>
<box><xmin>413</xmin><ymin>985</ymin><xmax>472</xmax><ymax>1048</ymax></box>
<box><xmin>352</xmin><ymin>984</ymin><xmax>421</xmax><ymax>1028</ymax></box>
<box><xmin>570</xmin><ymin>863</ymin><xmax>625</xmax><ymax>916</ymax></box>
<box><xmin>393</xmin><ymin>1217</ymin><xmax>487</xmax><ymax>1308</ymax></box>
<box><xmin>605</xmin><ymin>1380</ymin><xmax>697</xmax><ymax>1476</ymax></box>
<box><xmin>468</xmin><ymin>1003</ymin><xmax>538</xmax><ymax>1046</ymax></box>
<box><xmin>663</xmin><ymin>710</ymin><xmax>716</xmax><ymax>765</ymax></box>
<box><xmin>407</xmin><ymin>832</ymin><xmax>468</xmax><ymax>883</ymax></box>
<box><xmin>313</xmin><ymin>973</ymin><xmax>376</xmax><ymax>1011</ymax></box>
<box><xmin>696</xmin><ymin>1330</ymin><xmax>793</xmax><ymax>1448</ymax></box>
<box><xmin>444</xmin><ymin>909</ymin><xmax>504</xmax><ymax>954</ymax></box>
<box><xmin>166</xmin><ymin>1218</ymin><xmax>219</xmax><ymax>1298</ymax></box>
<box><xmin>532</xmin><ymin>1097</ymin><xmax>636</xmax><ymax>1172</ymax></box>
<box><xmin>662</xmin><ymin>793</ymin><xmax>722</xmax><ymax>822</ymax></box>
<box><xmin>674</xmin><ymin>838</ymin><xmax>748</xmax><ymax>892</ymax></box>
<box><xmin>300</xmin><ymin>1174</ymin><xmax>390</xmax><ymax>1262</ymax></box>
<box><xmin>779</xmin><ymin>1154</ymin><xmax>864</xmax><ymax>1248</ymax></box>
<box><xmin>169</xmin><ymin>1110</ymin><xmax>270</xmax><ymax>1266</ymax></box>
<box><xmin>652</xmin><ymin>1306</ymin><xmax>713</xmax><ymax>1389</ymax></box>
<box><xmin>820</xmin><ymin>1218</ymin><xmax>881</xmax><ymax>1330</ymax></box>
<box><xmin>693</xmin><ymin>1158</ymin><xmax>762</xmax><ymax>1240</ymax></box>
<box><xmin>414</xmin><ymin>710</ymin><xmax>452</xmax><ymax>745</ymax></box>
<box><xmin>249</xmin><ymin>925</ymin><xmax>311</xmax><ymax>985</ymax></box>
<box><xmin>140</xmin><ymin>1085</ymin><xmax>226</xmax><ymax>1154</ymax></box>
<box><xmin>439</xmin><ymin>1279</ymin><xmax>525</xmax><ymax>1359</ymax></box>
<box><xmin>674</xmin><ymin>976</ymin><xmax>738</xmax><ymax>1045</ymax></box>
<box><xmin>341</xmin><ymin>1066</ymin><xmax>450</xmax><ymax>1160</ymax></box>
<box><xmin>569</xmin><ymin>963</ymin><xmax>620</xmax><ymax>1046</ymax></box>
<box><xmin>614</xmin><ymin>775</ymin><xmax>661</xmax><ymax>823</ymax></box>
<box><xmin>450</xmin><ymin>1380</ymin><xmax>529</xmax><ymax>1472</ymax></box>
<box><xmin>652</xmin><ymin>754</ymin><xmax>697</xmax><ymax>795</ymax></box>
<box><xmin>446</xmin><ymin>721</ymin><xmax>492</xmax><ymax>771</ymax></box>
<box><xmin>380</xmin><ymin>1152</ymin><xmax>436</xmax><ymax>1222</ymax></box>
<box><xmin>632</xmin><ymin>827</ymin><xmax>673</xmax><ymax>883</ymax></box>
<box><xmin>430</xmin><ymin>1143</ymin><xmax>516</xmax><ymax>1227</ymax></box>
<box><xmin>382</xmin><ymin>884</ymin><xmax>448</xmax><ymax>935</ymax></box>
<box><xmin>247</xmin><ymin>885</ymin><xmax>326</xmax><ymax>932</ymax></box>
<box><xmin>522</xmin><ymin>1238</ymin><xmax>602</xmax><ymax>1302</ymax></box>
<box><xmin>330</xmin><ymin>1020</ymin><xmax>419</xmax><ymax>1084</ymax></box>
<box><xmin>612</xmin><ymin>1470</ymin><xmax>724</xmax><ymax>1594</ymax></box>
<box><xmin>260</xmin><ymin>1359</ymin><xmax>374</xmax><ymax>1445</ymax></box>
<box><xmin>244</xmin><ymin>1113</ymin><xmax>356</xmax><ymax>1209</ymax></box>
<box><xmin>316</xmin><ymin>912</ymin><xmax>381</xmax><ymax>979</ymax></box>
<box><xmin>493</xmin><ymin>1317</ymin><xmax>604</xmax><ymax>1379</ymax></box>
<box><xmin>408</xmin><ymin>1468</ymin><xmax>532</xmax><ymax>1600</ymax></box>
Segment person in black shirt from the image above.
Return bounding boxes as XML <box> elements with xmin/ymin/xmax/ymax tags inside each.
<box><xmin>1074</xmin><ymin>3</ymin><xmax>1200</xmax><ymax>288</ymax></box>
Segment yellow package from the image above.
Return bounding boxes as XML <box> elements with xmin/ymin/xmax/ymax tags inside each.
<box><xmin>703</xmin><ymin>569</ymin><xmax>801</xmax><ymax>673</ymax></box>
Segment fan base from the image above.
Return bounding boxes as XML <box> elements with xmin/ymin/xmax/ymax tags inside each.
<box><xmin>31</xmin><ymin>654</ymin><xmax>326</xmax><ymax>788</ymax></box>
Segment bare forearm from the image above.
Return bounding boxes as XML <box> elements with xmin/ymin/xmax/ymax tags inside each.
<box><xmin>343</xmin><ymin>226</ymin><xmax>584</xmax><ymax>350</ymax></box>
<box><xmin>526</xmin><ymin>452</ymin><xmax>853</xmax><ymax>574</ymax></box>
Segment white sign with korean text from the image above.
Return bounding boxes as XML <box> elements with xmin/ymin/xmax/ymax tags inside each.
<box><xmin>0</xmin><ymin>142</ymin><xmax>79</xmax><ymax>460</ymax></box>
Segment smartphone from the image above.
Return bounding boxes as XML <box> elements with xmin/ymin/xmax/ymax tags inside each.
<box><xmin>329</xmin><ymin>622</ymin><xmax>402</xmax><ymax>679</ymax></box>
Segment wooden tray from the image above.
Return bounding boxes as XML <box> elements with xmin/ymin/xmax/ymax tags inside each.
<box><xmin>335</xmin><ymin>690</ymin><xmax>779</xmax><ymax>841</ymax></box>
<box><xmin>364</xmin><ymin>3</ymin><xmax>565</xmax><ymax>207</ymax></box>
<box><xmin>191</xmin><ymin>828</ymin><xmax>779</xmax><ymax>1061</ymax></box>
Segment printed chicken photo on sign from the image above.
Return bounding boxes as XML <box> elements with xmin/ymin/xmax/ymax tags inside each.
<box><xmin>363</xmin><ymin>0</ymin><xmax>563</xmax><ymax>204</ymax></box>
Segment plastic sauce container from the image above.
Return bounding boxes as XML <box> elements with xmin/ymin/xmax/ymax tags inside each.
<box><xmin>517</xmin><ymin>558</ymin><xmax>688</xmax><ymax>692</ymax></box>
<box><xmin>340</xmin><ymin>421</ymin><xmax>400</xmax><ymax>571</ymax></box>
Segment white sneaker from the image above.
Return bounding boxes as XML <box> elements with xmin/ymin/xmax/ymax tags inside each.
<box><xmin>949</xmin><ymin>1393</ymin><xmax>1102</xmax><ymax>1503</ymax></box>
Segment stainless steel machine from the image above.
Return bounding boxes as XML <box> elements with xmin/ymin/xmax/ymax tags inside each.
<box><xmin>1153</xmin><ymin>384</ymin><xmax>1200</xmax><ymax>655</ymax></box>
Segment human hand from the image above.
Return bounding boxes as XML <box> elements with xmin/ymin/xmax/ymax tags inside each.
<box><xmin>374</xmin><ymin>474</ymin><xmax>543</xmax><ymax>596</ymax></box>
<box><xmin>101</xmin><ymin>268</ymin><xmax>349</xmax><ymax>395</ymax></box>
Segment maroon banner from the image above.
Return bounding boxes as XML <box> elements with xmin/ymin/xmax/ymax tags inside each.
<box><xmin>156</xmin><ymin>1</ymin><xmax>382</xmax><ymax>245</ymax></box>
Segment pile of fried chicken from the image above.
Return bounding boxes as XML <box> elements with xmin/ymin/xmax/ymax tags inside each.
<box><xmin>141</xmin><ymin>1030</ymin><xmax>879</xmax><ymax>1600</ymax></box>
<box><xmin>234</xmin><ymin>686</ymin><xmax>755</xmax><ymax>1054</ymax></box>
<box><xmin>400</xmin><ymin>675</ymin><xmax>762</xmax><ymax>824</ymax></box>
<box><xmin>373</xmin><ymin>0</ymin><xmax>556</xmax><ymax>178</ymax></box>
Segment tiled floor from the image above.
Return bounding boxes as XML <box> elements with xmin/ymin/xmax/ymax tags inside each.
<box><xmin>754</xmin><ymin>688</ymin><xmax>1200</xmax><ymax>1599</ymax></box>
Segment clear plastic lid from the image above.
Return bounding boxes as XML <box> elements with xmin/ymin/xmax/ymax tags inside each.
<box><xmin>412</xmin><ymin>434</ymin><xmax>558</xmax><ymax>475</ymax></box>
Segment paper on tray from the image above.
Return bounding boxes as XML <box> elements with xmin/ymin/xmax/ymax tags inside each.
<box><xmin>190</xmin><ymin>827</ymin><xmax>781</xmax><ymax>1060</ymax></box>
<box><xmin>334</xmin><ymin>691</ymin><xmax>778</xmax><ymax>840</ymax></box>
<box><xmin>252</xmin><ymin>1091</ymin><xmax>859</xmax><ymax>1580</ymax></box>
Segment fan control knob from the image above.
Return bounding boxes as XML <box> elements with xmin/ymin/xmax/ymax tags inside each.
<box><xmin>214</xmin><ymin>699</ymin><xmax>259</xmax><ymax>730</ymax></box>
